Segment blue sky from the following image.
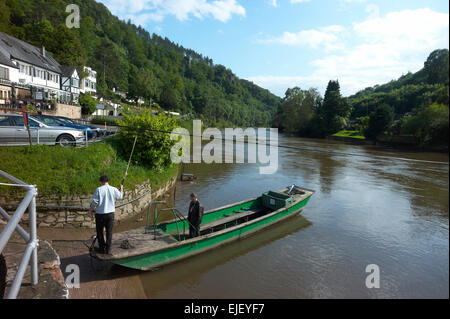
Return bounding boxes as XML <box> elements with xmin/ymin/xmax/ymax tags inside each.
<box><xmin>98</xmin><ymin>0</ymin><xmax>449</xmax><ymax>97</ymax></box>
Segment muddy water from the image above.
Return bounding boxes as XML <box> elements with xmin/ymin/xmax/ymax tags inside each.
<box><xmin>138</xmin><ymin>136</ymin><xmax>448</xmax><ymax>299</ymax></box>
<box><xmin>46</xmin><ymin>136</ymin><xmax>448</xmax><ymax>298</ymax></box>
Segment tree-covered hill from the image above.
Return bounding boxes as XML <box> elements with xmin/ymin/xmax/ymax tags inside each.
<box><xmin>0</xmin><ymin>0</ymin><xmax>281</xmax><ymax>127</ymax></box>
<box><xmin>275</xmin><ymin>49</ymin><xmax>448</xmax><ymax>147</ymax></box>
<box><xmin>348</xmin><ymin>49</ymin><xmax>449</xmax><ymax>119</ymax></box>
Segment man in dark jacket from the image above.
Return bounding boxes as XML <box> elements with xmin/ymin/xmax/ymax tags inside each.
<box><xmin>188</xmin><ymin>193</ymin><xmax>202</xmax><ymax>238</ymax></box>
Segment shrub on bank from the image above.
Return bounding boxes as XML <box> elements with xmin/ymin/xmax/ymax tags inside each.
<box><xmin>117</xmin><ymin>109</ymin><xmax>178</xmax><ymax>169</ymax></box>
<box><xmin>90</xmin><ymin>116</ymin><xmax>119</xmax><ymax>126</ymax></box>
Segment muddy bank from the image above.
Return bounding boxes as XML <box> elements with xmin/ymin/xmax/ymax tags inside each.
<box><xmin>35</xmin><ymin>186</ymin><xmax>177</xmax><ymax>299</ymax></box>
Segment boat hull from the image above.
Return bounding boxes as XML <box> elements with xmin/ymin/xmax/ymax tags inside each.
<box><xmin>112</xmin><ymin>195</ymin><xmax>312</xmax><ymax>271</ymax></box>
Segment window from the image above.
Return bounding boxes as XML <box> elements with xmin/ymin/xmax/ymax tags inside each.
<box><xmin>13</xmin><ymin>116</ymin><xmax>39</xmax><ymax>127</ymax></box>
<box><xmin>19</xmin><ymin>64</ymin><xmax>25</xmax><ymax>73</ymax></box>
<box><xmin>0</xmin><ymin>116</ymin><xmax>12</xmax><ymax>126</ymax></box>
<box><xmin>0</xmin><ymin>66</ymin><xmax>9</xmax><ymax>80</ymax></box>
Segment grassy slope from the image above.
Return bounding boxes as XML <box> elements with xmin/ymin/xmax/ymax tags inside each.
<box><xmin>0</xmin><ymin>141</ymin><xmax>178</xmax><ymax>196</ymax></box>
<box><xmin>332</xmin><ymin>130</ymin><xmax>366</xmax><ymax>140</ymax></box>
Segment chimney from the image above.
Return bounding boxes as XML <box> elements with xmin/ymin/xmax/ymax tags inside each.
<box><xmin>41</xmin><ymin>45</ymin><xmax>45</xmax><ymax>57</ymax></box>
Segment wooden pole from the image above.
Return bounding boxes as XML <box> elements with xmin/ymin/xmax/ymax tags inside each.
<box><xmin>21</xmin><ymin>106</ymin><xmax>32</xmax><ymax>147</ymax></box>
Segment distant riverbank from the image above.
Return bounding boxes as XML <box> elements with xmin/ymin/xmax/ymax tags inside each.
<box><xmin>326</xmin><ymin>133</ymin><xmax>448</xmax><ymax>152</ymax></box>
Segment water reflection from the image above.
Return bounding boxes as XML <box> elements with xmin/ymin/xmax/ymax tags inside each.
<box><xmin>138</xmin><ymin>135</ymin><xmax>448</xmax><ymax>298</ymax></box>
<box><xmin>140</xmin><ymin>215</ymin><xmax>311</xmax><ymax>298</ymax></box>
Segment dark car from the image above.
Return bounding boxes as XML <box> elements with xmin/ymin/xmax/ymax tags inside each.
<box><xmin>32</xmin><ymin>115</ymin><xmax>94</xmax><ymax>139</ymax></box>
<box><xmin>56</xmin><ymin>116</ymin><xmax>103</xmax><ymax>138</ymax></box>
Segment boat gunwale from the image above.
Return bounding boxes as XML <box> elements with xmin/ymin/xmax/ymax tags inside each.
<box><xmin>98</xmin><ymin>187</ymin><xmax>314</xmax><ymax>262</ymax></box>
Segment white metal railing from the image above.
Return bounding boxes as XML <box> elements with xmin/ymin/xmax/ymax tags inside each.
<box><xmin>0</xmin><ymin>169</ymin><xmax>38</xmax><ymax>299</ymax></box>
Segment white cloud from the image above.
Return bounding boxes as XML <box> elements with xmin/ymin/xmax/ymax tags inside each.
<box><xmin>268</xmin><ymin>0</ymin><xmax>278</xmax><ymax>8</ymax></box>
<box><xmin>251</xmin><ymin>8</ymin><xmax>449</xmax><ymax>96</ymax></box>
<box><xmin>100</xmin><ymin>0</ymin><xmax>246</xmax><ymax>25</ymax></box>
<box><xmin>258</xmin><ymin>25</ymin><xmax>346</xmax><ymax>51</ymax></box>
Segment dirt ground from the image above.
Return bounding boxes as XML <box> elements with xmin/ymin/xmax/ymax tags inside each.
<box><xmin>37</xmin><ymin>218</ymin><xmax>149</xmax><ymax>299</ymax></box>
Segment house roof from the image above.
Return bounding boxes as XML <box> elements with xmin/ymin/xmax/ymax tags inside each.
<box><xmin>60</xmin><ymin>66</ymin><xmax>77</xmax><ymax>77</ymax></box>
<box><xmin>0</xmin><ymin>31</ymin><xmax>61</xmax><ymax>73</ymax></box>
<box><xmin>0</xmin><ymin>50</ymin><xmax>18</xmax><ymax>68</ymax></box>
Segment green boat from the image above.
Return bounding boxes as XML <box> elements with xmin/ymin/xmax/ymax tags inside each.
<box><xmin>91</xmin><ymin>185</ymin><xmax>315</xmax><ymax>271</ymax></box>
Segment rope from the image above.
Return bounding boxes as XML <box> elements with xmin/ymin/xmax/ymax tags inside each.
<box><xmin>121</xmin><ymin>131</ymin><xmax>138</xmax><ymax>186</ymax></box>
<box><xmin>116</xmin><ymin>124</ymin><xmax>449</xmax><ymax>166</ymax></box>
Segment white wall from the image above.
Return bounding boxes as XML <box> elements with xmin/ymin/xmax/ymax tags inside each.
<box><xmin>13</xmin><ymin>59</ymin><xmax>60</xmax><ymax>90</ymax></box>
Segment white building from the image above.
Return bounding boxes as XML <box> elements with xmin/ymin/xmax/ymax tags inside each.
<box><xmin>80</xmin><ymin>66</ymin><xmax>97</xmax><ymax>96</ymax></box>
<box><xmin>0</xmin><ymin>53</ymin><xmax>19</xmax><ymax>104</ymax></box>
<box><xmin>0</xmin><ymin>31</ymin><xmax>66</xmax><ymax>103</ymax></box>
<box><xmin>61</xmin><ymin>66</ymin><xmax>80</xmax><ymax>103</ymax></box>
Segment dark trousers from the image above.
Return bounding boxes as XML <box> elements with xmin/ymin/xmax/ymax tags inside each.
<box><xmin>189</xmin><ymin>222</ymin><xmax>200</xmax><ymax>238</ymax></box>
<box><xmin>95</xmin><ymin>213</ymin><xmax>114</xmax><ymax>254</ymax></box>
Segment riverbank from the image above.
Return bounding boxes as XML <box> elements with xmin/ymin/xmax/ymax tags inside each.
<box><xmin>326</xmin><ymin>133</ymin><xmax>448</xmax><ymax>152</ymax></box>
<box><xmin>33</xmin><ymin>178</ymin><xmax>178</xmax><ymax>299</ymax></box>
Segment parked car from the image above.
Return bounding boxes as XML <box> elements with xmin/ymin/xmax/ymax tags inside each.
<box><xmin>0</xmin><ymin>114</ymin><xmax>85</xmax><ymax>147</ymax></box>
<box><xmin>56</xmin><ymin>116</ymin><xmax>104</xmax><ymax>138</ymax></box>
<box><xmin>32</xmin><ymin>115</ymin><xmax>94</xmax><ymax>139</ymax></box>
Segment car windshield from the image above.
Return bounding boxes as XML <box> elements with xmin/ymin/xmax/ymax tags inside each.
<box><xmin>37</xmin><ymin>117</ymin><xmax>66</xmax><ymax>126</ymax></box>
<box><xmin>60</xmin><ymin>118</ymin><xmax>75</xmax><ymax>124</ymax></box>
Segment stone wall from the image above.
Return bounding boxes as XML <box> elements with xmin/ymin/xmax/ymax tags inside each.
<box><xmin>52</xmin><ymin>103</ymin><xmax>81</xmax><ymax>119</ymax></box>
<box><xmin>3</xmin><ymin>176</ymin><xmax>177</xmax><ymax>229</ymax></box>
<box><xmin>0</xmin><ymin>103</ymin><xmax>81</xmax><ymax>119</ymax></box>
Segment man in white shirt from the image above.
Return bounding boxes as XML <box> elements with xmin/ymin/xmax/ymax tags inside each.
<box><xmin>89</xmin><ymin>175</ymin><xmax>123</xmax><ymax>255</ymax></box>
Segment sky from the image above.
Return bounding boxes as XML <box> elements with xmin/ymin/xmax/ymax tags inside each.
<box><xmin>97</xmin><ymin>0</ymin><xmax>449</xmax><ymax>97</ymax></box>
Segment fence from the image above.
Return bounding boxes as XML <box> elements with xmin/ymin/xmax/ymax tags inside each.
<box><xmin>0</xmin><ymin>170</ymin><xmax>38</xmax><ymax>299</ymax></box>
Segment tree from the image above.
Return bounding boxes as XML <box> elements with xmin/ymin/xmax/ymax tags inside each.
<box><xmin>365</xmin><ymin>104</ymin><xmax>394</xmax><ymax>140</ymax></box>
<box><xmin>280</xmin><ymin>87</ymin><xmax>321</xmax><ymax>135</ymax></box>
<box><xmin>79</xmin><ymin>94</ymin><xmax>97</xmax><ymax>115</ymax></box>
<box><xmin>424</xmin><ymin>49</ymin><xmax>449</xmax><ymax>85</ymax></box>
<box><xmin>130</xmin><ymin>67</ymin><xmax>157</xmax><ymax>104</ymax></box>
<box><xmin>322</xmin><ymin>80</ymin><xmax>349</xmax><ymax>135</ymax></box>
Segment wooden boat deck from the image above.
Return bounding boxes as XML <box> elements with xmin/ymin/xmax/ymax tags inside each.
<box><xmin>93</xmin><ymin>228</ymin><xmax>177</xmax><ymax>260</ymax></box>
<box><xmin>180</xmin><ymin>209</ymin><xmax>261</xmax><ymax>236</ymax></box>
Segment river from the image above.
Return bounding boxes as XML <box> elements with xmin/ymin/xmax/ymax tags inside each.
<box><xmin>137</xmin><ymin>135</ymin><xmax>449</xmax><ymax>299</ymax></box>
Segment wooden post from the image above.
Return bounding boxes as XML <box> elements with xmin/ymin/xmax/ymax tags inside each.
<box><xmin>21</xmin><ymin>106</ymin><xmax>32</xmax><ymax>147</ymax></box>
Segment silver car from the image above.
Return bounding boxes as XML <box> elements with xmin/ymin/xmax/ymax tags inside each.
<box><xmin>0</xmin><ymin>114</ymin><xmax>85</xmax><ymax>147</ymax></box>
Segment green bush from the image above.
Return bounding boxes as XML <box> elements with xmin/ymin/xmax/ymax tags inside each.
<box><xmin>401</xmin><ymin>103</ymin><xmax>449</xmax><ymax>145</ymax></box>
<box><xmin>80</xmin><ymin>94</ymin><xmax>97</xmax><ymax>115</ymax></box>
<box><xmin>90</xmin><ymin>116</ymin><xmax>119</xmax><ymax>126</ymax></box>
<box><xmin>117</xmin><ymin>109</ymin><xmax>178</xmax><ymax>169</ymax></box>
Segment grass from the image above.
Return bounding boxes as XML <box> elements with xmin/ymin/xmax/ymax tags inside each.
<box><xmin>332</xmin><ymin>130</ymin><xmax>366</xmax><ymax>140</ymax></box>
<box><xmin>0</xmin><ymin>141</ymin><xmax>178</xmax><ymax>197</ymax></box>
<box><xmin>90</xmin><ymin>116</ymin><xmax>120</xmax><ymax>126</ymax></box>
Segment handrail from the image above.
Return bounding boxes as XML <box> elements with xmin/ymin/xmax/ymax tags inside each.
<box><xmin>146</xmin><ymin>201</ymin><xmax>199</xmax><ymax>241</ymax></box>
<box><xmin>0</xmin><ymin>169</ymin><xmax>39</xmax><ymax>299</ymax></box>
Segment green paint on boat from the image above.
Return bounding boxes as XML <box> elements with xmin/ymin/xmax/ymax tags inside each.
<box><xmin>109</xmin><ymin>186</ymin><xmax>314</xmax><ymax>271</ymax></box>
